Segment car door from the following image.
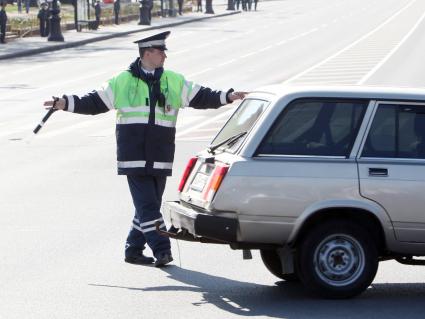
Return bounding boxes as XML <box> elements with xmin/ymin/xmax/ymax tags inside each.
<box><xmin>357</xmin><ymin>101</ymin><xmax>425</xmax><ymax>242</ymax></box>
<box><xmin>237</xmin><ymin>98</ymin><xmax>369</xmax><ymax>243</ymax></box>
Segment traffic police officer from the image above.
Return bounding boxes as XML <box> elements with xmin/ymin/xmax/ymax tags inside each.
<box><xmin>43</xmin><ymin>31</ymin><xmax>246</xmax><ymax>267</ymax></box>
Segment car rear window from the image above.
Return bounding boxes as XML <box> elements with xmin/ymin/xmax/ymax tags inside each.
<box><xmin>257</xmin><ymin>98</ymin><xmax>368</xmax><ymax>157</ymax></box>
<box><xmin>210</xmin><ymin>98</ymin><xmax>269</xmax><ymax>151</ymax></box>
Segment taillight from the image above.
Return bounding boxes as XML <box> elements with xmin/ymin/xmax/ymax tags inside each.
<box><xmin>178</xmin><ymin>157</ymin><xmax>198</xmax><ymax>192</ymax></box>
<box><xmin>202</xmin><ymin>164</ymin><xmax>229</xmax><ymax>201</ymax></box>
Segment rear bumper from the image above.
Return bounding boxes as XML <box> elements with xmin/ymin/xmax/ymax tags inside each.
<box><xmin>162</xmin><ymin>201</ymin><xmax>238</xmax><ymax>243</ymax></box>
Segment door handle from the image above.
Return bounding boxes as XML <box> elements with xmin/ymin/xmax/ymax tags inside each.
<box><xmin>368</xmin><ymin>168</ymin><xmax>388</xmax><ymax>177</ymax></box>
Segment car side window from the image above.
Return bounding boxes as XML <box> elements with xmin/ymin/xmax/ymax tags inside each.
<box><xmin>362</xmin><ymin>104</ymin><xmax>425</xmax><ymax>159</ymax></box>
<box><xmin>257</xmin><ymin>99</ymin><xmax>368</xmax><ymax>157</ymax></box>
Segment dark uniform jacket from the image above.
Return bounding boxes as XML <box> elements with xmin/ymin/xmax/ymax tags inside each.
<box><xmin>63</xmin><ymin>58</ymin><xmax>233</xmax><ymax>176</ymax></box>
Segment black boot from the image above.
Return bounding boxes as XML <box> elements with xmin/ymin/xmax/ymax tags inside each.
<box><xmin>125</xmin><ymin>251</ymin><xmax>155</xmax><ymax>265</ymax></box>
<box><xmin>154</xmin><ymin>252</ymin><xmax>173</xmax><ymax>267</ymax></box>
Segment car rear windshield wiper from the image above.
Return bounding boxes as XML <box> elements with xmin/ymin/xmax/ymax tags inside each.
<box><xmin>208</xmin><ymin>131</ymin><xmax>247</xmax><ymax>154</ymax></box>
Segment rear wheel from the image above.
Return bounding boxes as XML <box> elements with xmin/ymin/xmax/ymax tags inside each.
<box><xmin>297</xmin><ymin>220</ymin><xmax>378</xmax><ymax>299</ymax></box>
<box><xmin>260</xmin><ymin>249</ymin><xmax>299</xmax><ymax>282</ymax></box>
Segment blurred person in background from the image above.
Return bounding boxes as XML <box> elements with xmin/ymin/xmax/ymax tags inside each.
<box><xmin>24</xmin><ymin>0</ymin><xmax>30</xmax><ymax>13</ymax></box>
<box><xmin>113</xmin><ymin>0</ymin><xmax>120</xmax><ymax>24</ymax></box>
<box><xmin>0</xmin><ymin>0</ymin><xmax>7</xmax><ymax>44</ymax></box>
<box><xmin>94</xmin><ymin>0</ymin><xmax>101</xmax><ymax>29</ymax></box>
<box><xmin>177</xmin><ymin>0</ymin><xmax>183</xmax><ymax>15</ymax></box>
<box><xmin>37</xmin><ymin>2</ymin><xmax>50</xmax><ymax>37</ymax></box>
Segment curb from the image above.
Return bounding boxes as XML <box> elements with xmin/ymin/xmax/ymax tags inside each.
<box><xmin>0</xmin><ymin>11</ymin><xmax>240</xmax><ymax>61</ymax></box>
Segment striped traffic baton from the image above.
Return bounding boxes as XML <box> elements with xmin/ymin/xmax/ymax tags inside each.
<box><xmin>33</xmin><ymin>97</ymin><xmax>59</xmax><ymax>134</ymax></box>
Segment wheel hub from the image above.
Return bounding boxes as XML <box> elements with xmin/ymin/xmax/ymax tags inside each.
<box><xmin>314</xmin><ymin>235</ymin><xmax>365</xmax><ymax>286</ymax></box>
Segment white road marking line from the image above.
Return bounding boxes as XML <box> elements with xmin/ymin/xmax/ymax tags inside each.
<box><xmin>358</xmin><ymin>7</ymin><xmax>425</xmax><ymax>84</ymax></box>
<box><xmin>33</xmin><ymin>112</ymin><xmax>113</xmax><ymax>138</ymax></box>
<box><xmin>283</xmin><ymin>0</ymin><xmax>418</xmax><ymax>84</ymax></box>
<box><xmin>218</xmin><ymin>59</ymin><xmax>236</xmax><ymax>67</ymax></box>
<box><xmin>0</xmin><ymin>59</ymin><xmax>68</xmax><ymax>79</ymax></box>
<box><xmin>0</xmin><ymin>116</ymin><xmax>58</xmax><ymax>138</ymax></box>
<box><xmin>187</xmin><ymin>68</ymin><xmax>213</xmax><ymax>77</ymax></box>
<box><xmin>2</xmin><ymin>69</ymin><xmax>114</xmax><ymax>100</ymax></box>
<box><xmin>242</xmin><ymin>27</ymin><xmax>319</xmax><ymax>58</ymax></box>
<box><xmin>276</xmin><ymin>38</ymin><xmax>287</xmax><ymax>45</ymax></box>
<box><xmin>303</xmin><ymin>28</ymin><xmax>319</xmax><ymax>36</ymax></box>
<box><xmin>297</xmin><ymin>74</ymin><xmax>364</xmax><ymax>80</ymax></box>
<box><xmin>276</xmin><ymin>28</ymin><xmax>318</xmax><ymax>46</ymax></box>
<box><xmin>287</xmin><ymin>35</ymin><xmax>301</xmax><ymax>41</ymax></box>
<box><xmin>36</xmin><ymin>118</ymin><xmax>106</xmax><ymax>138</ymax></box>
<box><xmin>240</xmin><ymin>52</ymin><xmax>257</xmax><ymax>58</ymax></box>
<box><xmin>213</xmin><ymin>39</ymin><xmax>227</xmax><ymax>44</ymax></box>
<box><xmin>258</xmin><ymin>45</ymin><xmax>274</xmax><ymax>52</ymax></box>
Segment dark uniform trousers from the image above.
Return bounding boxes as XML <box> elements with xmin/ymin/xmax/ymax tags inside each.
<box><xmin>125</xmin><ymin>175</ymin><xmax>170</xmax><ymax>258</ymax></box>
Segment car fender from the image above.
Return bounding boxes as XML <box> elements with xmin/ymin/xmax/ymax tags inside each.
<box><xmin>288</xmin><ymin>198</ymin><xmax>397</xmax><ymax>245</ymax></box>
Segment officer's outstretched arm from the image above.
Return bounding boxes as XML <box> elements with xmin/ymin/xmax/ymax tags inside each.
<box><xmin>62</xmin><ymin>92</ymin><xmax>111</xmax><ymax>115</ymax></box>
<box><xmin>44</xmin><ymin>91</ymin><xmax>111</xmax><ymax>115</ymax></box>
<box><xmin>188</xmin><ymin>85</ymin><xmax>248</xmax><ymax>109</ymax></box>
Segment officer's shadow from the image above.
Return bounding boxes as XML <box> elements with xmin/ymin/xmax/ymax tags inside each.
<box><xmin>90</xmin><ymin>265</ymin><xmax>425</xmax><ymax>318</ymax></box>
<box><xmin>151</xmin><ymin>265</ymin><xmax>305</xmax><ymax>316</ymax></box>
<box><xmin>160</xmin><ymin>266</ymin><xmax>425</xmax><ymax>319</ymax></box>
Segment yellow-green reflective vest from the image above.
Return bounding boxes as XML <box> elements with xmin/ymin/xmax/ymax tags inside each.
<box><xmin>98</xmin><ymin>69</ymin><xmax>197</xmax><ymax>176</ymax></box>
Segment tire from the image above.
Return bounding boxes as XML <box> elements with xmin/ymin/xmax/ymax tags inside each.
<box><xmin>297</xmin><ymin>220</ymin><xmax>378</xmax><ymax>299</ymax></box>
<box><xmin>260</xmin><ymin>249</ymin><xmax>299</xmax><ymax>282</ymax></box>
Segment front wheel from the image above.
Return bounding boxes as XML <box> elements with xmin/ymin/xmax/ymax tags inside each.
<box><xmin>297</xmin><ymin>220</ymin><xmax>378</xmax><ymax>299</ymax></box>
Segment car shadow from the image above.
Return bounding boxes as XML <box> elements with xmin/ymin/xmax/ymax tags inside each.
<box><xmin>90</xmin><ymin>266</ymin><xmax>425</xmax><ymax>318</ymax></box>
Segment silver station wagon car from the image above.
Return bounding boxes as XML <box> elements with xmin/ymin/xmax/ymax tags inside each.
<box><xmin>162</xmin><ymin>85</ymin><xmax>425</xmax><ymax>299</ymax></box>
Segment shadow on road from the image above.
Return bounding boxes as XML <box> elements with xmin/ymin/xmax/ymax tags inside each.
<box><xmin>90</xmin><ymin>266</ymin><xmax>425</xmax><ymax>318</ymax></box>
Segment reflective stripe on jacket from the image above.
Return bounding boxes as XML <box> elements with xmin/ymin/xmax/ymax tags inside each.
<box><xmin>106</xmin><ymin>69</ymin><xmax>189</xmax><ymax>176</ymax></box>
<box><xmin>63</xmin><ymin>57</ymin><xmax>230</xmax><ymax>176</ymax></box>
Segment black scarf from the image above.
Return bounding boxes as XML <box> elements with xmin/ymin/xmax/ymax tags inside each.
<box><xmin>128</xmin><ymin>58</ymin><xmax>165</xmax><ymax>108</ymax></box>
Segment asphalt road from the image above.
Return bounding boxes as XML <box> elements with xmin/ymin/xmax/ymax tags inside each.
<box><xmin>1</xmin><ymin>0</ymin><xmax>425</xmax><ymax>318</ymax></box>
